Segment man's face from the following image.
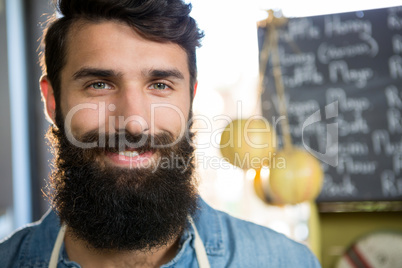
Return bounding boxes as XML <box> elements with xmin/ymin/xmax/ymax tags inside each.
<box><xmin>59</xmin><ymin>20</ymin><xmax>191</xmax><ymax>164</ymax></box>
<box><xmin>42</xmin><ymin>20</ymin><xmax>197</xmax><ymax>251</ymax></box>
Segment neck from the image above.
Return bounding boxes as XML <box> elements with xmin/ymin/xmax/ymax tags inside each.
<box><xmin>64</xmin><ymin>227</ymin><xmax>180</xmax><ymax>268</ymax></box>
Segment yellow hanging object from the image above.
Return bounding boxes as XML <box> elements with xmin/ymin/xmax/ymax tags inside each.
<box><xmin>219</xmin><ymin>118</ymin><xmax>276</xmax><ymax>170</ymax></box>
<box><xmin>265</xmin><ymin>148</ymin><xmax>324</xmax><ymax>205</ymax></box>
<box><xmin>253</xmin><ymin>168</ymin><xmax>266</xmax><ymax>201</ymax></box>
<box><xmin>253</xmin><ymin>167</ymin><xmax>283</xmax><ymax>206</ymax></box>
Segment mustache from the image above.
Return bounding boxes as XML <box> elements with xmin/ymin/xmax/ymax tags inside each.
<box><xmin>77</xmin><ymin>130</ymin><xmax>178</xmax><ymax>152</ymax></box>
<box><xmin>48</xmin><ymin>125</ymin><xmax>196</xmax><ymax>172</ymax></box>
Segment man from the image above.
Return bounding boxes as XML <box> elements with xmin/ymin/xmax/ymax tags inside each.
<box><xmin>0</xmin><ymin>0</ymin><xmax>321</xmax><ymax>267</ymax></box>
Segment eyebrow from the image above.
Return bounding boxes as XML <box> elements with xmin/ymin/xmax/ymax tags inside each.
<box><xmin>146</xmin><ymin>68</ymin><xmax>185</xmax><ymax>80</ymax></box>
<box><xmin>72</xmin><ymin>67</ymin><xmax>185</xmax><ymax>81</ymax></box>
<box><xmin>72</xmin><ymin>68</ymin><xmax>123</xmax><ymax>80</ymax></box>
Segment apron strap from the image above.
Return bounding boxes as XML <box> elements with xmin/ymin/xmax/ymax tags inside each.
<box><xmin>49</xmin><ymin>219</ymin><xmax>211</xmax><ymax>268</ymax></box>
<box><xmin>49</xmin><ymin>224</ymin><xmax>66</xmax><ymax>268</ymax></box>
<box><xmin>188</xmin><ymin>216</ymin><xmax>211</xmax><ymax>268</ymax></box>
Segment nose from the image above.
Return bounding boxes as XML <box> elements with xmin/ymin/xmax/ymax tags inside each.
<box><xmin>111</xmin><ymin>88</ymin><xmax>150</xmax><ymax>135</ymax></box>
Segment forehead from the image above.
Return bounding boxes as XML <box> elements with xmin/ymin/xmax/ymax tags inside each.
<box><xmin>62</xmin><ymin>19</ymin><xmax>190</xmax><ymax>79</ymax></box>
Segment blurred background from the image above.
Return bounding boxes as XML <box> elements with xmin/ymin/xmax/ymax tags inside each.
<box><xmin>1</xmin><ymin>0</ymin><xmax>402</xmax><ymax>267</ymax></box>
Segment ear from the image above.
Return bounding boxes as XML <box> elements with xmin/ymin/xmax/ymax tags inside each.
<box><xmin>39</xmin><ymin>75</ymin><xmax>56</xmax><ymax>124</ymax></box>
<box><xmin>193</xmin><ymin>82</ymin><xmax>198</xmax><ymax>98</ymax></box>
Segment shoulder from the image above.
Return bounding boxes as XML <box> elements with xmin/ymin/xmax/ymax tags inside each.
<box><xmin>0</xmin><ymin>224</ymin><xmax>34</xmax><ymax>267</ymax></box>
<box><xmin>0</xmin><ymin>210</ymin><xmax>61</xmax><ymax>268</ymax></box>
<box><xmin>195</xmin><ymin>199</ymin><xmax>321</xmax><ymax>267</ymax></box>
<box><xmin>218</xmin><ymin>210</ymin><xmax>320</xmax><ymax>267</ymax></box>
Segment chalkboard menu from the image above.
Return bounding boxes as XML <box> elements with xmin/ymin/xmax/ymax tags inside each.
<box><xmin>259</xmin><ymin>6</ymin><xmax>402</xmax><ymax>202</ymax></box>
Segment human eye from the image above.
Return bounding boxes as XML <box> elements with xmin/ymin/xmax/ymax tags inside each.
<box><xmin>149</xmin><ymin>82</ymin><xmax>171</xmax><ymax>91</ymax></box>
<box><xmin>88</xmin><ymin>81</ymin><xmax>113</xmax><ymax>90</ymax></box>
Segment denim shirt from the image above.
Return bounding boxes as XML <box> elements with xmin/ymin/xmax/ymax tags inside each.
<box><xmin>0</xmin><ymin>199</ymin><xmax>321</xmax><ymax>267</ymax></box>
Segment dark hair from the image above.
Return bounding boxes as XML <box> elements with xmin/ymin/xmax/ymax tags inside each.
<box><xmin>41</xmin><ymin>0</ymin><xmax>203</xmax><ymax>105</ymax></box>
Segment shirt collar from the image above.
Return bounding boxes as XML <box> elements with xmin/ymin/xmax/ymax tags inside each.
<box><xmin>192</xmin><ymin>197</ymin><xmax>224</xmax><ymax>256</ymax></box>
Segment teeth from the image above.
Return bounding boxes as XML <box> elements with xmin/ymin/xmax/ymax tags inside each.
<box><xmin>119</xmin><ymin>151</ymin><xmax>140</xmax><ymax>157</ymax></box>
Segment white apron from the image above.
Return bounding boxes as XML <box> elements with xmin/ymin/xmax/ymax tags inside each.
<box><xmin>49</xmin><ymin>217</ymin><xmax>210</xmax><ymax>268</ymax></box>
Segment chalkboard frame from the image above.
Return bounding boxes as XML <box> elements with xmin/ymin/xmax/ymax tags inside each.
<box><xmin>318</xmin><ymin>201</ymin><xmax>402</xmax><ymax>213</ymax></box>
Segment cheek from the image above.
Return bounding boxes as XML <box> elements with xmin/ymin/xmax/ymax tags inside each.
<box><xmin>62</xmin><ymin>102</ymin><xmax>104</xmax><ymax>137</ymax></box>
<box><xmin>152</xmin><ymin>103</ymin><xmax>190</xmax><ymax>136</ymax></box>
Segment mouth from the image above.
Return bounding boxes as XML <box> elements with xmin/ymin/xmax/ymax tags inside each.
<box><xmin>105</xmin><ymin>149</ymin><xmax>155</xmax><ymax>168</ymax></box>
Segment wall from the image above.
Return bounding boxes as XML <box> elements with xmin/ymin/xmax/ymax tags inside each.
<box><xmin>0</xmin><ymin>0</ymin><xmax>13</xmax><ymax>214</ymax></box>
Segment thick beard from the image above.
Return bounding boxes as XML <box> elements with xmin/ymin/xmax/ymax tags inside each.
<box><xmin>46</xmin><ymin>119</ymin><xmax>198</xmax><ymax>252</ymax></box>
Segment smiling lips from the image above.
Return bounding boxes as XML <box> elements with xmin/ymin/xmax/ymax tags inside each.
<box><xmin>106</xmin><ymin>150</ymin><xmax>154</xmax><ymax>167</ymax></box>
